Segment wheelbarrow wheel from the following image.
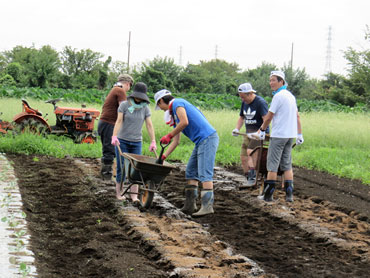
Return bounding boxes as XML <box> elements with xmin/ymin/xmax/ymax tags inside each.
<box><xmin>139</xmin><ymin>180</ymin><xmax>155</xmax><ymax>208</ymax></box>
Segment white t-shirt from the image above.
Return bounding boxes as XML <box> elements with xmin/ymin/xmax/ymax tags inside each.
<box><xmin>269</xmin><ymin>89</ymin><xmax>298</xmax><ymax>138</ymax></box>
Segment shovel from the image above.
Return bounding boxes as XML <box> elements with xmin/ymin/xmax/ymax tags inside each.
<box><xmin>155</xmin><ymin>142</ymin><xmax>169</xmax><ymax>164</ymax></box>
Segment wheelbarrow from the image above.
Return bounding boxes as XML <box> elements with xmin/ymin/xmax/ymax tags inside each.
<box><xmin>249</xmin><ymin>135</ymin><xmax>296</xmax><ymax>193</ymax></box>
<box><xmin>116</xmin><ymin>143</ymin><xmax>177</xmax><ymax>208</ymax></box>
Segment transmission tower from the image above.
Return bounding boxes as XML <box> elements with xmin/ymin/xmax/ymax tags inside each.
<box><xmin>324</xmin><ymin>26</ymin><xmax>333</xmax><ymax>74</ymax></box>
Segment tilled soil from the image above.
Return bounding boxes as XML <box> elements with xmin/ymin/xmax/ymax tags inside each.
<box><xmin>6</xmin><ymin>153</ymin><xmax>370</xmax><ymax>278</ymax></box>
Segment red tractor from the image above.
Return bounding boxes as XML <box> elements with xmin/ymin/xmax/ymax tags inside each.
<box><xmin>13</xmin><ymin>99</ymin><xmax>100</xmax><ymax>143</ymax></box>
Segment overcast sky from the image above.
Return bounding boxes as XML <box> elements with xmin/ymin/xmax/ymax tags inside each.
<box><xmin>1</xmin><ymin>0</ymin><xmax>369</xmax><ymax>79</ymax></box>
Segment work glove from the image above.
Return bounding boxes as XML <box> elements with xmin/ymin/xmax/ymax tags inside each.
<box><xmin>296</xmin><ymin>134</ymin><xmax>304</xmax><ymax>145</ymax></box>
<box><xmin>149</xmin><ymin>140</ymin><xmax>157</xmax><ymax>152</ymax></box>
<box><xmin>111</xmin><ymin>135</ymin><xmax>120</xmax><ymax>146</ymax></box>
<box><xmin>160</xmin><ymin>133</ymin><xmax>173</xmax><ymax>144</ymax></box>
<box><xmin>247</xmin><ymin>131</ymin><xmax>260</xmax><ymax>140</ymax></box>
<box><xmin>232</xmin><ymin>128</ymin><xmax>239</xmax><ymax>137</ymax></box>
<box><xmin>259</xmin><ymin>130</ymin><xmax>266</xmax><ymax>140</ymax></box>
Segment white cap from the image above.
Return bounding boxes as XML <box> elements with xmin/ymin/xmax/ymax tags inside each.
<box><xmin>270</xmin><ymin>70</ymin><xmax>285</xmax><ymax>82</ymax></box>
<box><xmin>238</xmin><ymin>83</ymin><xmax>256</xmax><ymax>94</ymax></box>
<box><xmin>154</xmin><ymin>89</ymin><xmax>172</xmax><ymax>110</ymax></box>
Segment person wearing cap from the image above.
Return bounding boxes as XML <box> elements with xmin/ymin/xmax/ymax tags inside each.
<box><xmin>111</xmin><ymin>82</ymin><xmax>157</xmax><ymax>201</ymax></box>
<box><xmin>258</xmin><ymin>71</ymin><xmax>303</xmax><ymax>202</ymax></box>
<box><xmin>232</xmin><ymin>83</ymin><xmax>269</xmax><ymax>188</ymax></box>
<box><xmin>98</xmin><ymin>73</ymin><xmax>134</xmax><ymax>180</ymax></box>
<box><xmin>154</xmin><ymin>89</ymin><xmax>219</xmax><ymax>217</ymax></box>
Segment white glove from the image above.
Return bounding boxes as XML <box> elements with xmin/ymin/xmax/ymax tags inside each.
<box><xmin>296</xmin><ymin>134</ymin><xmax>304</xmax><ymax>145</ymax></box>
<box><xmin>247</xmin><ymin>132</ymin><xmax>260</xmax><ymax>140</ymax></box>
<box><xmin>232</xmin><ymin>128</ymin><xmax>239</xmax><ymax>137</ymax></box>
<box><xmin>259</xmin><ymin>130</ymin><xmax>266</xmax><ymax>140</ymax></box>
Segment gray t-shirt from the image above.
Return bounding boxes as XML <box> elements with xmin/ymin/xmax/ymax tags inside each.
<box><xmin>117</xmin><ymin>99</ymin><xmax>151</xmax><ymax>142</ymax></box>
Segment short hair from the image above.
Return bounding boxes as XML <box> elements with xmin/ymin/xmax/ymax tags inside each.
<box><xmin>276</xmin><ymin>76</ymin><xmax>285</xmax><ymax>85</ymax></box>
<box><xmin>161</xmin><ymin>95</ymin><xmax>174</xmax><ymax>104</ymax></box>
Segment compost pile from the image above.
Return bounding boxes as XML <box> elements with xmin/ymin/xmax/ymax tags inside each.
<box><xmin>7</xmin><ymin>153</ymin><xmax>370</xmax><ymax>278</ymax></box>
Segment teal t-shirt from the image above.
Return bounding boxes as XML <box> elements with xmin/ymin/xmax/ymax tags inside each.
<box><xmin>117</xmin><ymin>99</ymin><xmax>151</xmax><ymax>142</ymax></box>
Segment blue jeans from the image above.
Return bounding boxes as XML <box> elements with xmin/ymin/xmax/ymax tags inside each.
<box><xmin>115</xmin><ymin>139</ymin><xmax>142</xmax><ymax>183</ymax></box>
<box><xmin>185</xmin><ymin>132</ymin><xmax>219</xmax><ymax>182</ymax></box>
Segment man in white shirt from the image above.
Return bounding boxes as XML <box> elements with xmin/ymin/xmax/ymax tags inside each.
<box><xmin>258</xmin><ymin>71</ymin><xmax>304</xmax><ymax>202</ymax></box>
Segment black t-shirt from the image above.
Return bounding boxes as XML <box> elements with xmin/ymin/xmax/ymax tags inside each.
<box><xmin>239</xmin><ymin>95</ymin><xmax>268</xmax><ymax>132</ymax></box>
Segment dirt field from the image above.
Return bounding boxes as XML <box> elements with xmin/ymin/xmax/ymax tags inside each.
<box><xmin>7</xmin><ymin>153</ymin><xmax>370</xmax><ymax>278</ymax></box>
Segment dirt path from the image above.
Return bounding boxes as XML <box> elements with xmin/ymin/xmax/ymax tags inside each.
<box><xmin>160</xmin><ymin>165</ymin><xmax>369</xmax><ymax>278</ymax></box>
<box><xmin>6</xmin><ymin>153</ymin><xmax>370</xmax><ymax>277</ymax></box>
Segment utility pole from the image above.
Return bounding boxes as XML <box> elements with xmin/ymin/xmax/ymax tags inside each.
<box><xmin>324</xmin><ymin>26</ymin><xmax>333</xmax><ymax>75</ymax></box>
<box><xmin>127</xmin><ymin>31</ymin><xmax>131</xmax><ymax>73</ymax></box>
<box><xmin>215</xmin><ymin>45</ymin><xmax>218</xmax><ymax>60</ymax></box>
<box><xmin>290</xmin><ymin>42</ymin><xmax>294</xmax><ymax>70</ymax></box>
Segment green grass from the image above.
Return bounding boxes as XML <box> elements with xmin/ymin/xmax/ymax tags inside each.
<box><xmin>292</xmin><ymin>112</ymin><xmax>370</xmax><ymax>184</ymax></box>
<box><xmin>1</xmin><ymin>98</ymin><xmax>369</xmax><ymax>184</ymax></box>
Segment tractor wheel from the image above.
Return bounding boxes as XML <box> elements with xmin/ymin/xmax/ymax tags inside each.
<box><xmin>15</xmin><ymin>118</ymin><xmax>49</xmax><ymax>135</ymax></box>
<box><xmin>139</xmin><ymin>180</ymin><xmax>156</xmax><ymax>208</ymax></box>
<box><xmin>75</xmin><ymin>132</ymin><xmax>96</xmax><ymax>144</ymax></box>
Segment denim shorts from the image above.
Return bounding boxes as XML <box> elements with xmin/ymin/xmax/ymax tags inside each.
<box><xmin>266</xmin><ymin>137</ymin><xmax>294</xmax><ymax>172</ymax></box>
<box><xmin>115</xmin><ymin>139</ymin><xmax>142</xmax><ymax>183</ymax></box>
<box><xmin>185</xmin><ymin>132</ymin><xmax>219</xmax><ymax>182</ymax></box>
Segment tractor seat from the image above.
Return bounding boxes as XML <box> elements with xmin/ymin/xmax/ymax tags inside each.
<box><xmin>22</xmin><ymin>99</ymin><xmax>43</xmax><ymax>116</ymax></box>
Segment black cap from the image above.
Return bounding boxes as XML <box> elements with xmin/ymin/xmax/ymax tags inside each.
<box><xmin>129</xmin><ymin>82</ymin><xmax>150</xmax><ymax>103</ymax></box>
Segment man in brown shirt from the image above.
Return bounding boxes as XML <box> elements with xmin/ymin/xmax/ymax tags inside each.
<box><xmin>98</xmin><ymin>74</ymin><xmax>133</xmax><ymax>180</ymax></box>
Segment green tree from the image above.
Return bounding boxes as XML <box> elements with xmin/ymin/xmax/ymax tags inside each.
<box><xmin>343</xmin><ymin>26</ymin><xmax>370</xmax><ymax>106</ymax></box>
<box><xmin>26</xmin><ymin>45</ymin><xmax>61</xmax><ymax>88</ymax></box>
<box><xmin>178</xmin><ymin>59</ymin><xmax>240</xmax><ymax>94</ymax></box>
<box><xmin>3</xmin><ymin>45</ymin><xmax>60</xmax><ymax>87</ymax></box>
<box><xmin>282</xmin><ymin>64</ymin><xmax>310</xmax><ymax>97</ymax></box>
<box><xmin>0</xmin><ymin>74</ymin><xmax>16</xmax><ymax>86</ymax></box>
<box><xmin>107</xmin><ymin>60</ymin><xmax>128</xmax><ymax>88</ymax></box>
<box><xmin>5</xmin><ymin>62</ymin><xmax>22</xmax><ymax>83</ymax></box>
<box><xmin>239</xmin><ymin>62</ymin><xmax>277</xmax><ymax>97</ymax></box>
<box><xmin>0</xmin><ymin>53</ymin><xmax>7</xmax><ymax>73</ymax></box>
<box><xmin>133</xmin><ymin>56</ymin><xmax>182</xmax><ymax>93</ymax></box>
<box><xmin>178</xmin><ymin>64</ymin><xmax>213</xmax><ymax>94</ymax></box>
<box><xmin>60</xmin><ymin>46</ymin><xmax>105</xmax><ymax>88</ymax></box>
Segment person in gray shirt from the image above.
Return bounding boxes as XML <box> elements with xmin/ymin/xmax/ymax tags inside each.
<box><xmin>111</xmin><ymin>82</ymin><xmax>157</xmax><ymax>202</ymax></box>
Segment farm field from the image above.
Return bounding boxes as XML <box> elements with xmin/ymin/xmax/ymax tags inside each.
<box><xmin>1</xmin><ymin>96</ymin><xmax>369</xmax><ymax>277</ymax></box>
<box><xmin>1</xmin><ymin>97</ymin><xmax>370</xmax><ymax>184</ymax></box>
<box><xmin>3</xmin><ymin>153</ymin><xmax>369</xmax><ymax>277</ymax></box>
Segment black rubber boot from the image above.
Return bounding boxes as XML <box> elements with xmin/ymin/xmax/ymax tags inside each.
<box><xmin>257</xmin><ymin>180</ymin><xmax>276</xmax><ymax>202</ymax></box>
<box><xmin>101</xmin><ymin>162</ymin><xmax>113</xmax><ymax>180</ymax></box>
<box><xmin>181</xmin><ymin>185</ymin><xmax>198</xmax><ymax>214</ymax></box>
<box><xmin>284</xmin><ymin>180</ymin><xmax>294</xmax><ymax>202</ymax></box>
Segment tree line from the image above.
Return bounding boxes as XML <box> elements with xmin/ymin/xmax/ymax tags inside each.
<box><xmin>0</xmin><ymin>27</ymin><xmax>368</xmax><ymax>109</ymax></box>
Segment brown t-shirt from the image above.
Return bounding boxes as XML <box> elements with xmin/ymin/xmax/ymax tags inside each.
<box><xmin>100</xmin><ymin>87</ymin><xmax>127</xmax><ymax>125</ymax></box>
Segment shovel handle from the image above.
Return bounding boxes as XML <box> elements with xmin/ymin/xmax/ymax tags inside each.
<box><xmin>155</xmin><ymin>142</ymin><xmax>170</xmax><ymax>164</ymax></box>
